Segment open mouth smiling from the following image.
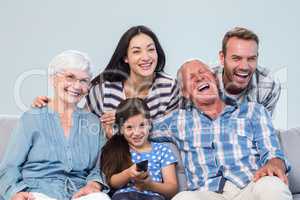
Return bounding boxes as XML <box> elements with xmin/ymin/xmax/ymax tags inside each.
<box><xmin>234</xmin><ymin>71</ymin><xmax>250</xmax><ymax>79</ymax></box>
<box><xmin>139</xmin><ymin>62</ymin><xmax>153</xmax><ymax>69</ymax></box>
<box><xmin>65</xmin><ymin>89</ymin><xmax>81</xmax><ymax>97</ymax></box>
<box><xmin>197</xmin><ymin>83</ymin><xmax>210</xmax><ymax>92</ymax></box>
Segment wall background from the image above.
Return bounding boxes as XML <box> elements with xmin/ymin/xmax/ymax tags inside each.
<box><xmin>0</xmin><ymin>0</ymin><xmax>299</xmax><ymax>129</ymax></box>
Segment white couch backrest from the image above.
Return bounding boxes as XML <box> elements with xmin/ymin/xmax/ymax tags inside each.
<box><xmin>0</xmin><ymin>115</ymin><xmax>19</xmax><ymax>161</ymax></box>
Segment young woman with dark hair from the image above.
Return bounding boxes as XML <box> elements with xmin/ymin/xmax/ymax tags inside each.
<box><xmin>87</xmin><ymin>25</ymin><xmax>179</xmax><ymax>138</ymax></box>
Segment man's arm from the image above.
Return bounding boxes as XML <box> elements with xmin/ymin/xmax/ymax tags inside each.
<box><xmin>251</xmin><ymin>103</ymin><xmax>289</xmax><ymax>184</ymax></box>
<box><xmin>257</xmin><ymin>67</ymin><xmax>281</xmax><ymax>115</ymax></box>
<box><xmin>262</xmin><ymin>79</ymin><xmax>281</xmax><ymax>115</ymax></box>
<box><xmin>150</xmin><ymin>110</ymin><xmax>179</xmax><ymax>143</ymax></box>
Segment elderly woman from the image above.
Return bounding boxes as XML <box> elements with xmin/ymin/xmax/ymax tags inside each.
<box><xmin>0</xmin><ymin>50</ymin><xmax>110</xmax><ymax>200</ymax></box>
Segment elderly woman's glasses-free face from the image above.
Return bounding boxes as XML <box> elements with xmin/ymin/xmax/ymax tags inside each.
<box><xmin>57</xmin><ymin>72</ymin><xmax>91</xmax><ymax>88</ymax></box>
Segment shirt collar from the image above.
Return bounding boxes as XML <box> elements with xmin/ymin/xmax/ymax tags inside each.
<box><xmin>44</xmin><ymin>106</ymin><xmax>85</xmax><ymax>118</ymax></box>
<box><xmin>180</xmin><ymin>93</ymin><xmax>238</xmax><ymax>116</ymax></box>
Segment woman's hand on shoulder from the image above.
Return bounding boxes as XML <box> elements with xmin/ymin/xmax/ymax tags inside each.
<box><xmin>12</xmin><ymin>192</ymin><xmax>35</xmax><ymax>200</ymax></box>
<box><xmin>101</xmin><ymin>111</ymin><xmax>115</xmax><ymax>125</ymax></box>
<box><xmin>31</xmin><ymin>96</ymin><xmax>50</xmax><ymax>108</ymax></box>
<box><xmin>100</xmin><ymin>111</ymin><xmax>115</xmax><ymax>139</ymax></box>
<box><xmin>72</xmin><ymin>181</ymin><xmax>102</xmax><ymax>199</ymax></box>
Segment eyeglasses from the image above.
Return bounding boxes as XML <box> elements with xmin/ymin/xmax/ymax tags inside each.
<box><xmin>57</xmin><ymin>72</ymin><xmax>91</xmax><ymax>87</ymax></box>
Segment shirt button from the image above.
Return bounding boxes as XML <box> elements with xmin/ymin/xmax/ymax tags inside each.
<box><xmin>66</xmin><ymin>167</ymin><xmax>72</xmax><ymax>172</ymax></box>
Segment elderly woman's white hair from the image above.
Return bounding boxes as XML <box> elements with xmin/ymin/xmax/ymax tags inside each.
<box><xmin>48</xmin><ymin>50</ymin><xmax>93</xmax><ymax>77</ymax></box>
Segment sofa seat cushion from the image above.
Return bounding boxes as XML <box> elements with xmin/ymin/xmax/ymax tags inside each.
<box><xmin>0</xmin><ymin>115</ymin><xmax>19</xmax><ymax>161</ymax></box>
<box><xmin>293</xmin><ymin>193</ymin><xmax>300</xmax><ymax>200</ymax></box>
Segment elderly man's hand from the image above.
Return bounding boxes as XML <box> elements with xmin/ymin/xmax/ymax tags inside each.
<box><xmin>12</xmin><ymin>192</ymin><xmax>35</xmax><ymax>200</ymax></box>
<box><xmin>253</xmin><ymin>158</ymin><xmax>288</xmax><ymax>185</ymax></box>
<box><xmin>72</xmin><ymin>181</ymin><xmax>102</xmax><ymax>199</ymax></box>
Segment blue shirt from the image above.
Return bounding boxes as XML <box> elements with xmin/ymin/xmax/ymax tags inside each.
<box><xmin>151</xmin><ymin>100</ymin><xmax>289</xmax><ymax>192</ymax></box>
<box><xmin>0</xmin><ymin>107</ymin><xmax>107</xmax><ymax>200</ymax></box>
<box><xmin>115</xmin><ymin>142</ymin><xmax>177</xmax><ymax>198</ymax></box>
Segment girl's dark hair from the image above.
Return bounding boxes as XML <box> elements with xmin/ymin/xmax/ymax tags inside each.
<box><xmin>91</xmin><ymin>25</ymin><xmax>166</xmax><ymax>85</ymax></box>
<box><xmin>100</xmin><ymin>98</ymin><xmax>150</xmax><ymax>184</ymax></box>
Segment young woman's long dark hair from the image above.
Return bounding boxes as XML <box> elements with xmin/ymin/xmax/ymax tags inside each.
<box><xmin>91</xmin><ymin>25</ymin><xmax>166</xmax><ymax>85</ymax></box>
<box><xmin>100</xmin><ymin>98</ymin><xmax>150</xmax><ymax>184</ymax></box>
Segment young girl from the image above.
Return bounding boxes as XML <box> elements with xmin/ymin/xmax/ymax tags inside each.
<box><xmin>100</xmin><ymin>98</ymin><xmax>178</xmax><ymax>200</ymax></box>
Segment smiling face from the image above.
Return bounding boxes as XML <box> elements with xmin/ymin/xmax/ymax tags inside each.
<box><xmin>219</xmin><ymin>37</ymin><xmax>258</xmax><ymax>94</ymax></box>
<box><xmin>125</xmin><ymin>33</ymin><xmax>158</xmax><ymax>80</ymax></box>
<box><xmin>52</xmin><ymin>68</ymin><xmax>90</xmax><ymax>105</ymax></box>
<box><xmin>121</xmin><ymin>113</ymin><xmax>150</xmax><ymax>150</ymax></box>
<box><xmin>181</xmin><ymin>60</ymin><xmax>219</xmax><ymax>106</ymax></box>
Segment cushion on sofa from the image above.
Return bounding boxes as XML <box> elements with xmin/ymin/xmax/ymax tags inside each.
<box><xmin>293</xmin><ymin>193</ymin><xmax>300</xmax><ymax>200</ymax></box>
<box><xmin>278</xmin><ymin>127</ymin><xmax>300</xmax><ymax>194</ymax></box>
<box><xmin>167</xmin><ymin>142</ymin><xmax>187</xmax><ymax>192</ymax></box>
<box><xmin>0</xmin><ymin>115</ymin><xmax>19</xmax><ymax>161</ymax></box>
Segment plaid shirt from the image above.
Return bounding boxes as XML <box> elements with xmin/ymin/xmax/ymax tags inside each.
<box><xmin>213</xmin><ymin>65</ymin><xmax>281</xmax><ymax>115</ymax></box>
<box><xmin>151</xmin><ymin>99</ymin><xmax>289</xmax><ymax>192</ymax></box>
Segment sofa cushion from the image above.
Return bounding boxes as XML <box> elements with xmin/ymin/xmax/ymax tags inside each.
<box><xmin>0</xmin><ymin>115</ymin><xmax>19</xmax><ymax>162</ymax></box>
<box><xmin>278</xmin><ymin>128</ymin><xmax>300</xmax><ymax>194</ymax></box>
<box><xmin>293</xmin><ymin>193</ymin><xmax>300</xmax><ymax>200</ymax></box>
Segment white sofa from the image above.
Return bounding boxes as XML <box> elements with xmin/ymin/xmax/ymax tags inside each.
<box><xmin>0</xmin><ymin>115</ymin><xmax>299</xmax><ymax>199</ymax></box>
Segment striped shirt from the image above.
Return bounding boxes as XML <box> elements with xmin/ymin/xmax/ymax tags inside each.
<box><xmin>213</xmin><ymin>65</ymin><xmax>281</xmax><ymax>115</ymax></box>
<box><xmin>86</xmin><ymin>72</ymin><xmax>179</xmax><ymax>119</ymax></box>
<box><xmin>151</xmin><ymin>99</ymin><xmax>289</xmax><ymax>192</ymax></box>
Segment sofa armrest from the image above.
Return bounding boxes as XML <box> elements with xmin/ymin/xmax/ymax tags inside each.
<box><xmin>278</xmin><ymin>127</ymin><xmax>300</xmax><ymax>194</ymax></box>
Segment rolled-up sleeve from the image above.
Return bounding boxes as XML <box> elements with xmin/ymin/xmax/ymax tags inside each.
<box><xmin>86</xmin><ymin>84</ymin><xmax>104</xmax><ymax>118</ymax></box>
<box><xmin>86</xmin><ymin>154</ymin><xmax>109</xmax><ymax>192</ymax></box>
<box><xmin>0</xmin><ymin>115</ymin><xmax>32</xmax><ymax>200</ymax></box>
<box><xmin>261</xmin><ymin>77</ymin><xmax>281</xmax><ymax>116</ymax></box>
<box><xmin>165</xmin><ymin>79</ymin><xmax>180</xmax><ymax>113</ymax></box>
<box><xmin>251</xmin><ymin>104</ymin><xmax>290</xmax><ymax>172</ymax></box>
<box><xmin>86</xmin><ymin>126</ymin><xmax>109</xmax><ymax>192</ymax></box>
